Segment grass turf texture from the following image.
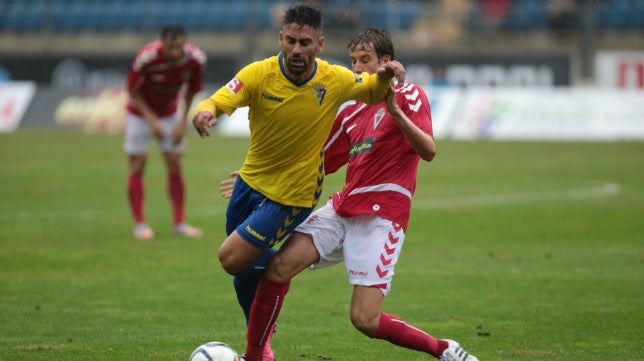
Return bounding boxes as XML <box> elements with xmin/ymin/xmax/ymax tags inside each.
<box><xmin>1</xmin><ymin>129</ymin><xmax>642</xmax><ymax>361</ymax></box>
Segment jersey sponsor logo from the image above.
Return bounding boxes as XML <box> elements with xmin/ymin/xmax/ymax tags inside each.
<box><xmin>261</xmin><ymin>92</ymin><xmax>284</xmax><ymax>103</ymax></box>
<box><xmin>349</xmin><ymin>137</ymin><xmax>375</xmax><ymax>158</ymax></box>
<box><xmin>151</xmin><ymin>73</ymin><xmax>166</xmax><ymax>82</ymax></box>
<box><xmin>373</xmin><ymin>108</ymin><xmax>386</xmax><ymax>129</ymax></box>
<box><xmin>353</xmin><ymin>73</ymin><xmax>364</xmax><ymax>83</ymax></box>
<box><xmin>226</xmin><ymin>77</ymin><xmax>244</xmax><ymax>95</ymax></box>
<box><xmin>313</xmin><ymin>83</ymin><xmax>327</xmax><ymax>105</ymax></box>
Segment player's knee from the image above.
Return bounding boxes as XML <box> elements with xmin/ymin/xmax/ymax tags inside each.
<box><xmin>350</xmin><ymin>310</ymin><xmax>380</xmax><ymax>337</ymax></box>
<box><xmin>217</xmin><ymin>248</ymin><xmax>242</xmax><ymax>275</ymax></box>
<box><xmin>265</xmin><ymin>253</ymin><xmax>295</xmax><ymax>283</ymax></box>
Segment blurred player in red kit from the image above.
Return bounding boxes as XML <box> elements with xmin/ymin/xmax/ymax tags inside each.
<box><xmin>124</xmin><ymin>25</ymin><xmax>205</xmax><ymax>240</ymax></box>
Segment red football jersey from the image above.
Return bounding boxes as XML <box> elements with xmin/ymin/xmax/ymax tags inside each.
<box><xmin>126</xmin><ymin>41</ymin><xmax>206</xmax><ymax>117</ymax></box>
<box><xmin>324</xmin><ymin>83</ymin><xmax>433</xmax><ymax>231</ymax></box>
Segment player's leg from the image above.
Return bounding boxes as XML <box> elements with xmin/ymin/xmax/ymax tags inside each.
<box><xmin>223</xmin><ymin>199</ymin><xmax>312</xmax><ymax>319</ymax></box>
<box><xmin>242</xmin><ymin>232</ymin><xmax>320</xmax><ymax>361</ymax></box>
<box><xmin>244</xmin><ymin>201</ymin><xmax>342</xmax><ymax>361</ymax></box>
<box><xmin>159</xmin><ymin>114</ymin><xmax>202</xmax><ymax>237</ymax></box>
<box><xmin>351</xmin><ymin>284</ymin><xmax>449</xmax><ymax>358</ymax></box>
<box><xmin>124</xmin><ymin>113</ymin><xmax>152</xmax><ymax>240</ymax></box>
<box><xmin>345</xmin><ymin>216</ymin><xmax>478</xmax><ymax>360</ymax></box>
<box><xmin>220</xmin><ymin>175</ymin><xmax>273</xmax><ymax>326</ymax></box>
<box><xmin>222</xmin><ymin>182</ymin><xmax>314</xmax><ymax>361</ymax></box>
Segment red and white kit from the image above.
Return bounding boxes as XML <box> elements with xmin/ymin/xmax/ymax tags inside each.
<box><xmin>126</xmin><ymin>40</ymin><xmax>205</xmax><ymax>118</ymax></box>
<box><xmin>295</xmin><ymin>83</ymin><xmax>433</xmax><ymax>294</ymax></box>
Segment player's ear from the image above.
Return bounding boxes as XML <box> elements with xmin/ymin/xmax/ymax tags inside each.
<box><xmin>381</xmin><ymin>54</ymin><xmax>392</xmax><ymax>63</ymax></box>
<box><xmin>317</xmin><ymin>36</ymin><xmax>325</xmax><ymax>52</ymax></box>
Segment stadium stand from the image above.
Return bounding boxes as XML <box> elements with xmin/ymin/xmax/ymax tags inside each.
<box><xmin>0</xmin><ymin>0</ymin><xmax>421</xmax><ymax>32</ymax></box>
<box><xmin>1</xmin><ymin>0</ymin><xmax>643</xmax><ymax>33</ymax></box>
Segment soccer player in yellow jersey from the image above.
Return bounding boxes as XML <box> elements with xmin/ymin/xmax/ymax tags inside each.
<box><xmin>192</xmin><ymin>4</ymin><xmax>405</xmax><ymax>360</ymax></box>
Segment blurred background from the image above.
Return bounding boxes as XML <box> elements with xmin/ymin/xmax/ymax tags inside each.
<box><xmin>1</xmin><ymin>0</ymin><xmax>643</xmax><ymax>138</ymax></box>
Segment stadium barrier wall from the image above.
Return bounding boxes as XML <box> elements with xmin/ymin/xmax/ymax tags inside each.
<box><xmin>6</xmin><ymin>49</ymin><xmax>644</xmax><ymax>140</ymax></box>
<box><xmin>9</xmin><ymin>84</ymin><xmax>644</xmax><ymax>141</ymax></box>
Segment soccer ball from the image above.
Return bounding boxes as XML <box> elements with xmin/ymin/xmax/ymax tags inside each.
<box><xmin>189</xmin><ymin>341</ymin><xmax>241</xmax><ymax>361</ymax></box>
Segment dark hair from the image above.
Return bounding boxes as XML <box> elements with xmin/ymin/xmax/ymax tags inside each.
<box><xmin>283</xmin><ymin>3</ymin><xmax>322</xmax><ymax>32</ymax></box>
<box><xmin>160</xmin><ymin>25</ymin><xmax>186</xmax><ymax>40</ymax></box>
<box><xmin>348</xmin><ymin>28</ymin><xmax>395</xmax><ymax>61</ymax></box>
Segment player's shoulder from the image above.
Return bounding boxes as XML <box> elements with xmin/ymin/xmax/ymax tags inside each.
<box><xmin>396</xmin><ymin>82</ymin><xmax>428</xmax><ymax>100</ymax></box>
<box><xmin>185</xmin><ymin>42</ymin><xmax>207</xmax><ymax>65</ymax></box>
<box><xmin>396</xmin><ymin>82</ymin><xmax>424</xmax><ymax>93</ymax></box>
<box><xmin>136</xmin><ymin>41</ymin><xmax>163</xmax><ymax>57</ymax></box>
<box><xmin>317</xmin><ymin>58</ymin><xmax>352</xmax><ymax>75</ymax></box>
<box><xmin>245</xmin><ymin>55</ymin><xmax>282</xmax><ymax>79</ymax></box>
<box><xmin>132</xmin><ymin>41</ymin><xmax>163</xmax><ymax>71</ymax></box>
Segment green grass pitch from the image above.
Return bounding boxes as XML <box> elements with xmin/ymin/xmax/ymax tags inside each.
<box><xmin>1</xmin><ymin>129</ymin><xmax>643</xmax><ymax>361</ymax></box>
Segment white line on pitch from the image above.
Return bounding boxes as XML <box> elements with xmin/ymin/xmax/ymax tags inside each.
<box><xmin>412</xmin><ymin>183</ymin><xmax>620</xmax><ymax>209</ymax></box>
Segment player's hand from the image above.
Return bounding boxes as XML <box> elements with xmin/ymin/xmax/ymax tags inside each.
<box><xmin>173</xmin><ymin>119</ymin><xmax>187</xmax><ymax>145</ymax></box>
<box><xmin>385</xmin><ymin>84</ymin><xmax>401</xmax><ymax>115</ymax></box>
<box><xmin>150</xmin><ymin>121</ymin><xmax>164</xmax><ymax>141</ymax></box>
<box><xmin>219</xmin><ymin>171</ymin><xmax>239</xmax><ymax>199</ymax></box>
<box><xmin>192</xmin><ymin>111</ymin><xmax>217</xmax><ymax>138</ymax></box>
<box><xmin>377</xmin><ymin>60</ymin><xmax>405</xmax><ymax>85</ymax></box>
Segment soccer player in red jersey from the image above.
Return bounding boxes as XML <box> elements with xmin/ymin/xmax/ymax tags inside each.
<box><xmin>124</xmin><ymin>25</ymin><xmax>205</xmax><ymax>240</ymax></box>
<box><xmin>227</xmin><ymin>28</ymin><xmax>479</xmax><ymax>361</ymax></box>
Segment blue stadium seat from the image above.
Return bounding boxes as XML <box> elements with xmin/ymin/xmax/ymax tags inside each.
<box><xmin>360</xmin><ymin>0</ymin><xmax>420</xmax><ymax>30</ymax></box>
<box><xmin>505</xmin><ymin>0</ymin><xmax>548</xmax><ymax>31</ymax></box>
<box><xmin>5</xmin><ymin>1</ymin><xmax>45</xmax><ymax>32</ymax></box>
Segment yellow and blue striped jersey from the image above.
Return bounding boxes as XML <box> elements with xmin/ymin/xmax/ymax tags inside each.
<box><xmin>196</xmin><ymin>53</ymin><xmax>391</xmax><ymax>207</ymax></box>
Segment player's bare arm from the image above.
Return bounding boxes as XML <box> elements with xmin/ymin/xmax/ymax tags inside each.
<box><xmin>192</xmin><ymin>98</ymin><xmax>225</xmax><ymax>138</ymax></box>
<box><xmin>385</xmin><ymin>85</ymin><xmax>436</xmax><ymax>162</ymax></box>
<box><xmin>130</xmin><ymin>91</ymin><xmax>163</xmax><ymax>140</ymax></box>
<box><xmin>173</xmin><ymin>91</ymin><xmax>197</xmax><ymax>144</ymax></box>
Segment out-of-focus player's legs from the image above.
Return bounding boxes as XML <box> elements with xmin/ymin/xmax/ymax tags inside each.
<box><xmin>127</xmin><ymin>154</ymin><xmax>153</xmax><ymax>240</ymax></box>
<box><xmin>162</xmin><ymin>152</ymin><xmax>202</xmax><ymax>238</ymax></box>
<box><xmin>158</xmin><ymin>113</ymin><xmax>202</xmax><ymax>238</ymax></box>
<box><xmin>124</xmin><ymin>113</ymin><xmax>153</xmax><ymax>240</ymax></box>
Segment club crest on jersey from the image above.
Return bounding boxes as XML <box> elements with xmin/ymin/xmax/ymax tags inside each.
<box><xmin>313</xmin><ymin>83</ymin><xmax>327</xmax><ymax>105</ymax></box>
<box><xmin>226</xmin><ymin>77</ymin><xmax>244</xmax><ymax>95</ymax></box>
<box><xmin>373</xmin><ymin>108</ymin><xmax>386</xmax><ymax>129</ymax></box>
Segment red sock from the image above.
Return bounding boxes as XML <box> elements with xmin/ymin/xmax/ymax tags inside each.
<box><xmin>373</xmin><ymin>313</ymin><xmax>448</xmax><ymax>358</ymax></box>
<box><xmin>168</xmin><ymin>172</ymin><xmax>185</xmax><ymax>225</ymax></box>
<box><xmin>245</xmin><ymin>277</ymin><xmax>290</xmax><ymax>360</ymax></box>
<box><xmin>127</xmin><ymin>173</ymin><xmax>145</xmax><ymax>224</ymax></box>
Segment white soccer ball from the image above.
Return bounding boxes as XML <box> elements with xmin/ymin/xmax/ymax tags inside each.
<box><xmin>189</xmin><ymin>341</ymin><xmax>241</xmax><ymax>361</ymax></box>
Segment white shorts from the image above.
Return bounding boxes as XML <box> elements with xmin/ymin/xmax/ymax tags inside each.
<box><xmin>295</xmin><ymin>200</ymin><xmax>406</xmax><ymax>296</ymax></box>
<box><xmin>123</xmin><ymin>112</ymin><xmax>187</xmax><ymax>155</ymax></box>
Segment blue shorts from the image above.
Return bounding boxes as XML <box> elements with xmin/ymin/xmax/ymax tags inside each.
<box><xmin>226</xmin><ymin>176</ymin><xmax>314</xmax><ymax>249</ymax></box>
